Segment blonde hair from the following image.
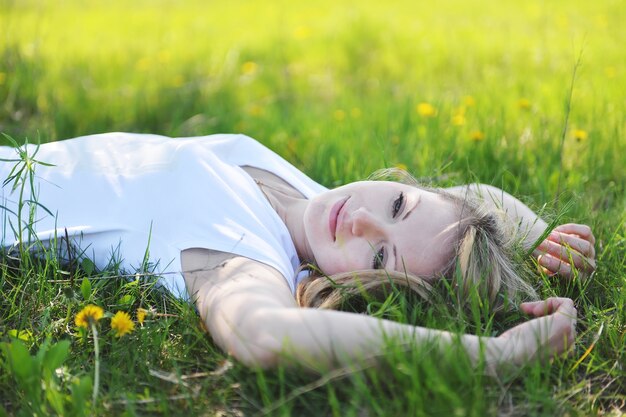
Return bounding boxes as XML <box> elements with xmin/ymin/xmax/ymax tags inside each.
<box><xmin>296</xmin><ymin>169</ymin><xmax>537</xmax><ymax>312</ymax></box>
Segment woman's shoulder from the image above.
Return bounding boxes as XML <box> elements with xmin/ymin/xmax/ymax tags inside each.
<box><xmin>181</xmin><ymin>248</ymin><xmax>295</xmax><ymax>301</ymax></box>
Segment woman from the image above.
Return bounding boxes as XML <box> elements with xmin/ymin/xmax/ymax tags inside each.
<box><xmin>0</xmin><ymin>132</ymin><xmax>595</xmax><ymax>372</ymax></box>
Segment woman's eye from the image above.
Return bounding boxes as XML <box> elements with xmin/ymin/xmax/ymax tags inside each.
<box><xmin>372</xmin><ymin>247</ymin><xmax>385</xmax><ymax>269</ymax></box>
<box><xmin>392</xmin><ymin>192</ymin><xmax>404</xmax><ymax>218</ymax></box>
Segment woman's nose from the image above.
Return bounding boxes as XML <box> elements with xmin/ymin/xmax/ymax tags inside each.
<box><xmin>351</xmin><ymin>209</ymin><xmax>385</xmax><ymax>237</ymax></box>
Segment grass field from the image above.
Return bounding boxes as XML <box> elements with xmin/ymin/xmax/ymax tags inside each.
<box><xmin>1</xmin><ymin>0</ymin><xmax>625</xmax><ymax>415</ymax></box>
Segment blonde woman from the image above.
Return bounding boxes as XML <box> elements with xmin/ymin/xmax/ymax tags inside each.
<box><xmin>0</xmin><ymin>132</ymin><xmax>595</xmax><ymax>372</ymax></box>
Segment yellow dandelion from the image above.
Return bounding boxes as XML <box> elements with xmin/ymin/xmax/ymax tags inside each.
<box><xmin>171</xmin><ymin>75</ymin><xmax>185</xmax><ymax>88</ymax></box>
<box><xmin>135</xmin><ymin>57</ymin><xmax>151</xmax><ymax>72</ymax></box>
<box><xmin>333</xmin><ymin>109</ymin><xmax>346</xmax><ymax>121</ymax></box>
<box><xmin>452</xmin><ymin>105</ymin><xmax>466</xmax><ymax>126</ymax></box>
<box><xmin>136</xmin><ymin>308</ymin><xmax>147</xmax><ymax>325</ymax></box>
<box><xmin>350</xmin><ymin>107</ymin><xmax>362</xmax><ymax>118</ymax></box>
<box><xmin>241</xmin><ymin>61</ymin><xmax>258</xmax><ymax>76</ymax></box>
<box><xmin>572</xmin><ymin>129</ymin><xmax>588</xmax><ymax>142</ymax></box>
<box><xmin>75</xmin><ymin>305</ymin><xmax>104</xmax><ymax>329</ymax></box>
<box><xmin>594</xmin><ymin>14</ymin><xmax>608</xmax><ymax>29</ymax></box>
<box><xmin>157</xmin><ymin>50</ymin><xmax>171</xmax><ymax>64</ymax></box>
<box><xmin>395</xmin><ymin>163</ymin><xmax>408</xmax><ymax>171</ymax></box>
<box><xmin>452</xmin><ymin>115</ymin><xmax>466</xmax><ymax>126</ymax></box>
<box><xmin>470</xmin><ymin>130</ymin><xmax>485</xmax><ymax>142</ymax></box>
<box><xmin>111</xmin><ymin>311</ymin><xmax>135</xmax><ymax>337</ymax></box>
<box><xmin>518</xmin><ymin>98</ymin><xmax>532</xmax><ymax>110</ymax></box>
<box><xmin>247</xmin><ymin>104</ymin><xmax>264</xmax><ymax>116</ymax></box>
<box><xmin>416</xmin><ymin>102</ymin><xmax>437</xmax><ymax>118</ymax></box>
<box><xmin>463</xmin><ymin>96</ymin><xmax>476</xmax><ymax>107</ymax></box>
<box><xmin>293</xmin><ymin>26</ymin><xmax>311</xmax><ymax>40</ymax></box>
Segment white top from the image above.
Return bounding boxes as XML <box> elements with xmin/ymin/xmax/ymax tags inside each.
<box><xmin>0</xmin><ymin>133</ymin><xmax>327</xmax><ymax>298</ymax></box>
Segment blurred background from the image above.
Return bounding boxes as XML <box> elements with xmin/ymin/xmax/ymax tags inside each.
<box><xmin>1</xmin><ymin>0</ymin><xmax>624</xmax><ymax>191</ymax></box>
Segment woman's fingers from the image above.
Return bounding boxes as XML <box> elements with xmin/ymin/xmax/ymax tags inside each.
<box><xmin>519</xmin><ymin>300</ymin><xmax>545</xmax><ymax>316</ymax></box>
<box><xmin>519</xmin><ymin>297</ymin><xmax>575</xmax><ymax>317</ymax></box>
<box><xmin>534</xmin><ymin>224</ymin><xmax>597</xmax><ymax>278</ymax></box>
<box><xmin>537</xmin><ymin>253</ymin><xmax>596</xmax><ymax>277</ymax></box>
<box><xmin>536</xmin><ymin>239</ymin><xmax>596</xmax><ymax>271</ymax></box>
<box><xmin>520</xmin><ymin>297</ymin><xmax>577</xmax><ymax>353</ymax></box>
<box><xmin>545</xmin><ymin>298</ymin><xmax>577</xmax><ymax>350</ymax></box>
<box><xmin>498</xmin><ymin>298</ymin><xmax>577</xmax><ymax>365</ymax></box>
<box><xmin>553</xmin><ymin>223</ymin><xmax>596</xmax><ymax>245</ymax></box>
<box><xmin>537</xmin><ymin>253</ymin><xmax>573</xmax><ymax>277</ymax></box>
<box><xmin>547</xmin><ymin>231</ymin><xmax>596</xmax><ymax>259</ymax></box>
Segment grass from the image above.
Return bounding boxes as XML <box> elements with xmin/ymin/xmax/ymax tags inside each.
<box><xmin>1</xmin><ymin>0</ymin><xmax>625</xmax><ymax>415</ymax></box>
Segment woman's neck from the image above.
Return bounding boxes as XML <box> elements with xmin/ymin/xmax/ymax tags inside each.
<box><xmin>241</xmin><ymin>166</ymin><xmax>315</xmax><ymax>263</ymax></box>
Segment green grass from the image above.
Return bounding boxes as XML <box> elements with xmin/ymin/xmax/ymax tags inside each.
<box><xmin>1</xmin><ymin>0</ymin><xmax>625</xmax><ymax>415</ymax></box>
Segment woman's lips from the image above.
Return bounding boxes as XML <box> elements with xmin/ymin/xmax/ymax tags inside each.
<box><xmin>329</xmin><ymin>197</ymin><xmax>349</xmax><ymax>241</ymax></box>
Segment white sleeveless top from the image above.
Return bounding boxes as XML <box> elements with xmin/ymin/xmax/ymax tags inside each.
<box><xmin>0</xmin><ymin>133</ymin><xmax>327</xmax><ymax>298</ymax></box>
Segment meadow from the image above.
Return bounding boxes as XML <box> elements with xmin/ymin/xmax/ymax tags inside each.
<box><xmin>1</xmin><ymin>0</ymin><xmax>625</xmax><ymax>415</ymax></box>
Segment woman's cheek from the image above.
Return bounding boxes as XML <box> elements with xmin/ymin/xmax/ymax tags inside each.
<box><xmin>317</xmin><ymin>245</ymin><xmax>358</xmax><ymax>275</ymax></box>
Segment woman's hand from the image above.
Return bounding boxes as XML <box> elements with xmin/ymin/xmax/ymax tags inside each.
<box><xmin>534</xmin><ymin>223</ymin><xmax>596</xmax><ymax>279</ymax></box>
<box><xmin>490</xmin><ymin>297</ymin><xmax>576</xmax><ymax>368</ymax></box>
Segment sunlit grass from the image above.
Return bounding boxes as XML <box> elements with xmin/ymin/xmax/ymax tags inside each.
<box><xmin>1</xmin><ymin>0</ymin><xmax>625</xmax><ymax>415</ymax></box>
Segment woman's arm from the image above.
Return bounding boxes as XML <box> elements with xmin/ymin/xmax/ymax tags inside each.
<box><xmin>182</xmin><ymin>250</ymin><xmax>576</xmax><ymax>372</ymax></box>
<box><xmin>446</xmin><ymin>184</ymin><xmax>596</xmax><ymax>278</ymax></box>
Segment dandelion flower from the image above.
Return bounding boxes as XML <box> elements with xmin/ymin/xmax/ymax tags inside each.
<box><xmin>247</xmin><ymin>104</ymin><xmax>263</xmax><ymax>116</ymax></box>
<box><xmin>451</xmin><ymin>106</ymin><xmax>466</xmax><ymax>126</ymax></box>
<box><xmin>293</xmin><ymin>26</ymin><xmax>311</xmax><ymax>40</ymax></box>
<box><xmin>604</xmin><ymin>67</ymin><xmax>616</xmax><ymax>79</ymax></box>
<box><xmin>75</xmin><ymin>305</ymin><xmax>104</xmax><ymax>329</ymax></box>
<box><xmin>572</xmin><ymin>129</ymin><xmax>588</xmax><ymax>142</ymax></box>
<box><xmin>111</xmin><ymin>311</ymin><xmax>135</xmax><ymax>337</ymax></box>
<box><xmin>595</xmin><ymin>14</ymin><xmax>608</xmax><ymax>29</ymax></box>
<box><xmin>135</xmin><ymin>57</ymin><xmax>151</xmax><ymax>72</ymax></box>
<box><xmin>416</xmin><ymin>102</ymin><xmax>437</xmax><ymax>118</ymax></box>
<box><xmin>470</xmin><ymin>131</ymin><xmax>485</xmax><ymax>142</ymax></box>
<box><xmin>136</xmin><ymin>308</ymin><xmax>147</xmax><ymax>325</ymax></box>
<box><xmin>463</xmin><ymin>96</ymin><xmax>476</xmax><ymax>107</ymax></box>
<box><xmin>518</xmin><ymin>98</ymin><xmax>532</xmax><ymax>110</ymax></box>
<box><xmin>452</xmin><ymin>115</ymin><xmax>466</xmax><ymax>126</ymax></box>
<box><xmin>395</xmin><ymin>163</ymin><xmax>408</xmax><ymax>171</ymax></box>
<box><xmin>157</xmin><ymin>50</ymin><xmax>171</xmax><ymax>64</ymax></box>
<box><xmin>333</xmin><ymin>109</ymin><xmax>346</xmax><ymax>121</ymax></box>
<box><xmin>241</xmin><ymin>61</ymin><xmax>258</xmax><ymax>76</ymax></box>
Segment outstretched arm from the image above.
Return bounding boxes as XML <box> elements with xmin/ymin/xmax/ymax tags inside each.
<box><xmin>182</xmin><ymin>250</ymin><xmax>576</xmax><ymax>372</ymax></box>
<box><xmin>446</xmin><ymin>184</ymin><xmax>596</xmax><ymax>278</ymax></box>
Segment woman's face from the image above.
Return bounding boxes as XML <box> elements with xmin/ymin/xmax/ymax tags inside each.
<box><xmin>303</xmin><ymin>181</ymin><xmax>460</xmax><ymax>279</ymax></box>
